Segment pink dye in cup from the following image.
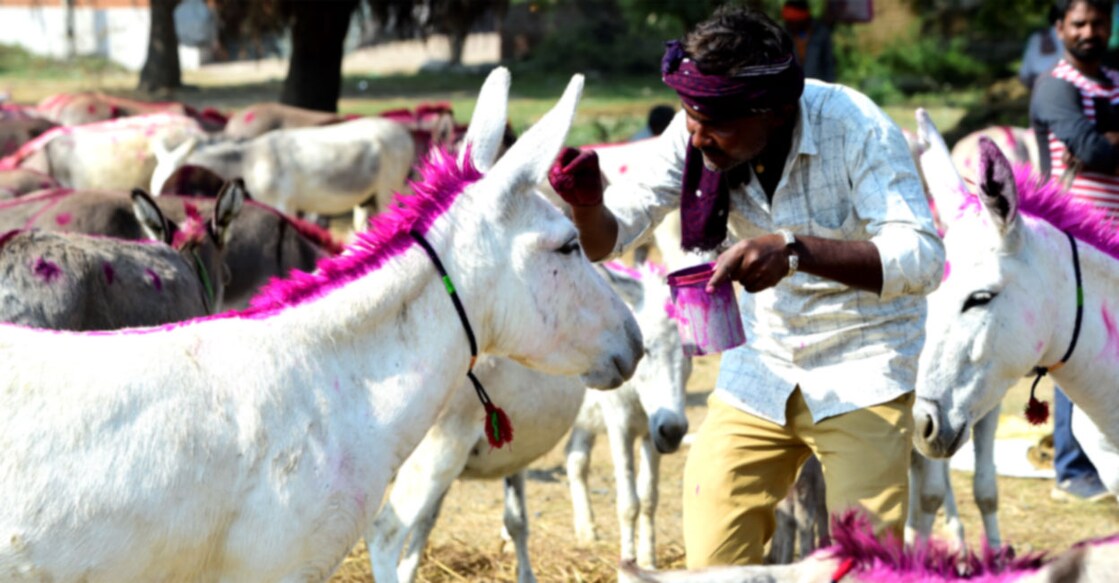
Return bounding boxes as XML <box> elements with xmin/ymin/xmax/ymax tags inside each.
<box><xmin>666</xmin><ymin>263</ymin><xmax>746</xmax><ymax>357</ymax></box>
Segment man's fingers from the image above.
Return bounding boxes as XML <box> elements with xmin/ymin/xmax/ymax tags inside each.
<box><xmin>707</xmin><ymin>260</ymin><xmax>731</xmax><ymax>293</ymax></box>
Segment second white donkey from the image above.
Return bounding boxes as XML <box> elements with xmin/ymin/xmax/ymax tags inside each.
<box><xmin>367</xmin><ymin>261</ymin><xmax>691</xmax><ymax>582</ymax></box>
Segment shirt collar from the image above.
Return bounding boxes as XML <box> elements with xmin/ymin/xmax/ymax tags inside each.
<box><xmin>791</xmin><ymin>91</ymin><xmax>817</xmax><ymax>158</ymax></box>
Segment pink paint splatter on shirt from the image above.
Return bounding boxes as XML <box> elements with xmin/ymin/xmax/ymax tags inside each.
<box><xmin>145</xmin><ymin>268</ymin><xmax>163</xmax><ymax>292</ymax></box>
<box><xmin>33</xmin><ymin>257</ymin><xmax>61</xmax><ymax>282</ymax></box>
<box><xmin>54</xmin><ymin>212</ymin><xmax>71</xmax><ymax>226</ymax></box>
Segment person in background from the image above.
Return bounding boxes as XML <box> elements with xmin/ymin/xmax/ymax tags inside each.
<box><xmin>781</xmin><ymin>0</ymin><xmax>837</xmax><ymax>82</ymax></box>
<box><xmin>1019</xmin><ymin>5</ymin><xmax>1064</xmax><ymax>90</ymax></box>
<box><xmin>548</xmin><ymin>5</ymin><xmax>943</xmax><ymax>566</ymax></box>
<box><xmin>1029</xmin><ymin>0</ymin><xmax>1117</xmax><ymax>505</ymax></box>
<box><xmin>630</xmin><ymin>104</ymin><xmax>677</xmax><ymax>141</ymax></box>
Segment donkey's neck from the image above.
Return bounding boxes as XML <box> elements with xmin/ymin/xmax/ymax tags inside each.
<box><xmin>1040</xmin><ymin>229</ymin><xmax>1119</xmax><ymax>440</ymax></box>
<box><xmin>267</xmin><ymin>240</ymin><xmax>478</xmax><ymax>476</ymax></box>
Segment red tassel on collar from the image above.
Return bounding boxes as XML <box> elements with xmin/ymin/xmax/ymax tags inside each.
<box><xmin>484</xmin><ymin>403</ymin><xmax>514</xmax><ymax>449</ymax></box>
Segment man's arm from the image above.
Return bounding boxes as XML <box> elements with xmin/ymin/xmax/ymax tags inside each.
<box><xmin>1032</xmin><ymin>74</ymin><xmax>1119</xmax><ymax>173</ymax></box>
<box><xmin>708</xmin><ymin>234</ymin><xmax>880</xmax><ymax>294</ymax></box>
<box><xmin>570</xmin><ymin>204</ymin><xmax>620</xmax><ymax>262</ymax></box>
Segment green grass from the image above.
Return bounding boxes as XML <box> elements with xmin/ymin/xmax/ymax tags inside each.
<box><xmin>0</xmin><ymin>43</ymin><xmax>126</xmax><ymax>81</ymax></box>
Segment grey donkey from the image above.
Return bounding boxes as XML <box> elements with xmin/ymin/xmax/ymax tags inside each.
<box><xmin>0</xmin><ymin>184</ymin><xmax>243</xmax><ymax>330</ymax></box>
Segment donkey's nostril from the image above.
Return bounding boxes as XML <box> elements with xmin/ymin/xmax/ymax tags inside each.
<box><xmin>916</xmin><ymin>411</ymin><xmax>936</xmax><ymax>441</ymax></box>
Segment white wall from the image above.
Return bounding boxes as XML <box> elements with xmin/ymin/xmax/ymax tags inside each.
<box><xmin>0</xmin><ymin>6</ymin><xmax>185</xmax><ymax>72</ymax></box>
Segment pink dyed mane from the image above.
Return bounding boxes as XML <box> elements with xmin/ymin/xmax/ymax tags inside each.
<box><xmin>823</xmin><ymin>511</ymin><xmax>1046</xmax><ymax>582</ymax></box>
<box><xmin>246</xmin><ymin>148</ymin><xmax>481</xmax><ymax>312</ymax></box>
<box><xmin>958</xmin><ymin>165</ymin><xmax>1119</xmax><ymax>262</ymax></box>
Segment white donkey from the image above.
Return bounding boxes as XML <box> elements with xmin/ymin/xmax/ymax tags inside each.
<box><xmin>367</xmin><ymin>260</ymin><xmax>689</xmax><ymax>582</ymax></box>
<box><xmin>567</xmin><ymin>261</ymin><xmax>692</xmax><ymax>569</ymax></box>
<box><xmin>0</xmin><ymin>68</ymin><xmax>644</xmax><ymax>583</ymax></box>
<box><xmin>150</xmin><ymin>116</ymin><xmax>415</xmax><ymax>231</ymax></box>
<box><xmin>912</xmin><ymin>115</ymin><xmax>1119</xmax><ymax>502</ymax></box>
<box><xmin>904</xmin><ymin>109</ymin><xmax>1006</xmax><ymax>549</ymax></box>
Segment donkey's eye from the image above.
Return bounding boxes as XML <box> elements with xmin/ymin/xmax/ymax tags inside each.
<box><xmin>962</xmin><ymin>291</ymin><xmax>997</xmax><ymax>313</ymax></box>
<box><xmin>557</xmin><ymin>238</ymin><xmax>581</xmax><ymax>255</ymax></box>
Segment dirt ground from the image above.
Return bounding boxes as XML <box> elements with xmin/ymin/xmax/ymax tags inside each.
<box><xmin>324</xmin><ymin>348</ymin><xmax>1119</xmax><ymax>583</ymax></box>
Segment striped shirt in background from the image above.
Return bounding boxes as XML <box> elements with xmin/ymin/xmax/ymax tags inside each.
<box><xmin>602</xmin><ymin>81</ymin><xmax>944</xmax><ymax>425</ymax></box>
<box><xmin>1033</xmin><ymin>60</ymin><xmax>1119</xmax><ymax>220</ymax></box>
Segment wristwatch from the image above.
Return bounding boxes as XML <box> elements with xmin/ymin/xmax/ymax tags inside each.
<box><xmin>775</xmin><ymin>228</ymin><xmax>799</xmax><ymax>278</ymax></box>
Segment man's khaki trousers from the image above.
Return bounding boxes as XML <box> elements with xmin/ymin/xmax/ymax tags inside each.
<box><xmin>682</xmin><ymin>389</ymin><xmax>914</xmax><ymax>567</ymax></box>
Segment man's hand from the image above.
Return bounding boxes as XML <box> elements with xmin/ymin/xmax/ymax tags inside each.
<box><xmin>707</xmin><ymin>234</ymin><xmax>791</xmax><ymax>293</ymax></box>
<box><xmin>548</xmin><ymin>147</ymin><xmax>604</xmax><ymax>207</ymax></box>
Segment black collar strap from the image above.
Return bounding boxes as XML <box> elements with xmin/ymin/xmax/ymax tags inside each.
<box><xmin>409</xmin><ymin>229</ymin><xmax>513</xmax><ymax>448</ymax></box>
<box><xmin>1026</xmin><ymin>231</ymin><xmax>1083</xmax><ymax>424</ymax></box>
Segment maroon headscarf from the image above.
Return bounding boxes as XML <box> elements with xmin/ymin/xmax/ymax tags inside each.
<box><xmin>662</xmin><ymin>40</ymin><xmax>804</xmax><ymax>251</ymax></box>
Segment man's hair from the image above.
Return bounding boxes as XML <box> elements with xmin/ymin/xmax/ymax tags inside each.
<box><xmin>683</xmin><ymin>5</ymin><xmax>794</xmax><ymax>76</ymax></box>
<box><xmin>1054</xmin><ymin>0</ymin><xmax>1113</xmax><ymax>20</ymax></box>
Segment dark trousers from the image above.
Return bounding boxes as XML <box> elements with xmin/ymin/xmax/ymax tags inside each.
<box><xmin>1053</xmin><ymin>387</ymin><xmax>1099</xmax><ymax>481</ymax></box>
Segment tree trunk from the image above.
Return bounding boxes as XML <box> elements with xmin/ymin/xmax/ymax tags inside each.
<box><xmin>138</xmin><ymin>0</ymin><xmax>183</xmax><ymax>93</ymax></box>
<box><xmin>280</xmin><ymin>0</ymin><xmax>358</xmax><ymax>113</ymax></box>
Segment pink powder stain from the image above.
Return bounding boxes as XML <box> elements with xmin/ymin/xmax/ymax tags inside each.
<box><xmin>243</xmin><ymin>111</ymin><xmax>256</xmax><ymax>123</ymax></box>
<box><xmin>86</xmin><ymin>104</ymin><xmax>96</xmax><ymax>114</ymax></box>
<box><xmin>1023</xmin><ymin>310</ymin><xmax>1036</xmax><ymax>327</ymax></box>
<box><xmin>33</xmin><ymin>257</ymin><xmax>61</xmax><ymax>282</ymax></box>
<box><xmin>54</xmin><ymin>212</ymin><xmax>71</xmax><ymax>226</ymax></box>
<box><xmin>618</xmin><ymin>164</ymin><xmax>628</xmax><ymax>175</ymax></box>
<box><xmin>664</xmin><ymin>298</ymin><xmax>688</xmax><ymax>325</ymax></box>
<box><xmin>1100</xmin><ymin>304</ymin><xmax>1119</xmax><ymax>360</ymax></box>
<box><xmin>1035</xmin><ymin>340</ymin><xmax>1044</xmax><ymax>354</ymax></box>
<box><xmin>102</xmin><ymin>262</ymin><xmax>115</xmax><ymax>285</ymax></box>
<box><xmin>145</xmin><ymin>268</ymin><xmax>163</xmax><ymax>292</ymax></box>
<box><xmin>942</xmin><ymin>260</ymin><xmax>951</xmax><ymax>281</ymax></box>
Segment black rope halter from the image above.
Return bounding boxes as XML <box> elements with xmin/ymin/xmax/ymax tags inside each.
<box><xmin>409</xmin><ymin>229</ymin><xmax>513</xmax><ymax>448</ymax></box>
<box><xmin>1026</xmin><ymin>231</ymin><xmax>1084</xmax><ymax>424</ymax></box>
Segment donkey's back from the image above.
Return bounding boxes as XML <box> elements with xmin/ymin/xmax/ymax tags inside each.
<box><xmin>0</xmin><ymin>229</ymin><xmax>211</xmax><ymax>330</ymax></box>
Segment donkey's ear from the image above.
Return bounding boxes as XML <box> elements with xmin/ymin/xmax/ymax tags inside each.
<box><xmin>459</xmin><ymin>67</ymin><xmax>511</xmax><ymax>172</ymax></box>
<box><xmin>915</xmin><ymin>108</ymin><xmax>969</xmax><ymax>226</ymax></box>
<box><xmin>596</xmin><ymin>263</ymin><xmax>643</xmax><ymax>309</ymax></box>
<box><xmin>211</xmin><ymin>178</ymin><xmax>246</xmax><ymax>248</ymax></box>
<box><xmin>976</xmin><ymin>136</ymin><xmax>1019</xmax><ymax>234</ymax></box>
<box><xmin>487</xmin><ymin>73</ymin><xmax>584</xmax><ymax>195</ymax></box>
<box><xmin>150</xmin><ymin>135</ymin><xmax>198</xmax><ymax>194</ymax></box>
<box><xmin>131</xmin><ymin>188</ymin><xmax>173</xmax><ymax>245</ymax></box>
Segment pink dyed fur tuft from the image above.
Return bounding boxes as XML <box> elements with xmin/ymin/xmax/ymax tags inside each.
<box><xmin>821</xmin><ymin>510</ymin><xmax>1046</xmax><ymax>582</ymax></box>
<box><xmin>247</xmin><ymin>147</ymin><xmax>482</xmax><ymax>312</ymax></box>
<box><xmin>171</xmin><ymin>202</ymin><xmax>208</xmax><ymax>249</ymax></box>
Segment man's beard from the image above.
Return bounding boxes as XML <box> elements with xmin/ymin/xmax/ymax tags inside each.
<box><xmin>1069</xmin><ymin>41</ymin><xmax>1107</xmax><ymax>62</ymax></box>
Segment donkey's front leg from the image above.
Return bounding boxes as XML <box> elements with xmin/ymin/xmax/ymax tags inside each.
<box><xmin>971</xmin><ymin>405</ymin><xmax>1001</xmax><ymax>547</ymax></box>
<box><xmin>906</xmin><ymin>450</ymin><xmax>948</xmax><ymax>543</ymax></box>
<box><xmin>605</xmin><ymin>419</ymin><xmax>640</xmax><ymax>564</ymax></box>
<box><xmin>636</xmin><ymin>435</ymin><xmax>661</xmax><ymax>568</ymax></box>
<box><xmin>365</xmin><ymin>425</ymin><xmax>475</xmax><ymax>583</ymax></box>
<box><xmin>565</xmin><ymin>426</ymin><xmax>599</xmax><ymax>543</ymax></box>
<box><xmin>502</xmin><ymin>472</ymin><xmax>538</xmax><ymax>583</ymax></box>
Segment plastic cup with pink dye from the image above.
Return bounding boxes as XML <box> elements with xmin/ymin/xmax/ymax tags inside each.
<box><xmin>666</xmin><ymin>263</ymin><xmax>746</xmax><ymax>357</ymax></box>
